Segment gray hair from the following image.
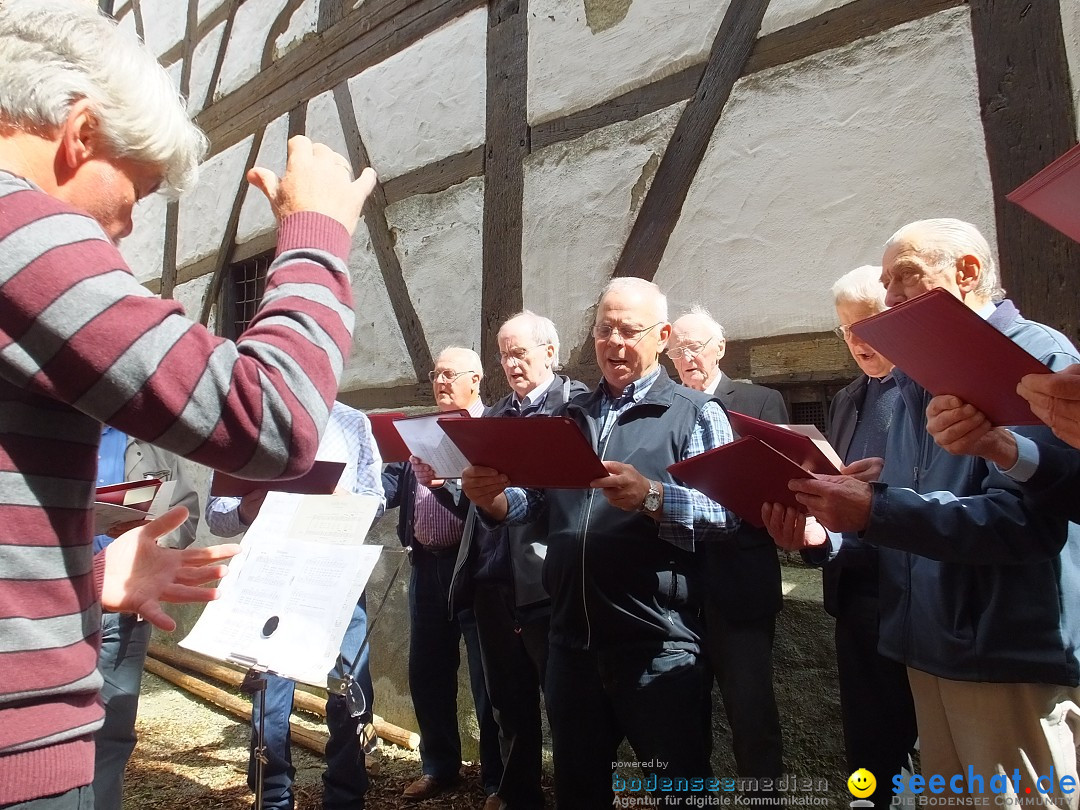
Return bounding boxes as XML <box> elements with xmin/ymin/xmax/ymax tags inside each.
<box><xmin>831</xmin><ymin>266</ymin><xmax>887</xmax><ymax>312</ymax></box>
<box><xmin>437</xmin><ymin>346</ymin><xmax>483</xmax><ymax>380</ymax></box>
<box><xmin>884</xmin><ymin>218</ymin><xmax>1005</xmax><ymax>302</ymax></box>
<box><xmin>500</xmin><ymin>310</ymin><xmax>562</xmax><ymax>368</ymax></box>
<box><xmin>685</xmin><ymin>304</ymin><xmax>725</xmax><ymax>342</ymax></box>
<box><xmin>598</xmin><ymin>277</ymin><xmax>669</xmax><ymax>324</ymax></box>
<box><xmin>0</xmin><ymin>0</ymin><xmax>208</xmax><ymax>194</ymax></box>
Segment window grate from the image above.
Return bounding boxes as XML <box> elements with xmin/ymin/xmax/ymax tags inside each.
<box><xmin>791</xmin><ymin>400</ymin><xmax>827</xmax><ymax>433</ymax></box>
<box><xmin>229</xmin><ymin>253</ymin><xmax>271</xmax><ymax>337</ymax></box>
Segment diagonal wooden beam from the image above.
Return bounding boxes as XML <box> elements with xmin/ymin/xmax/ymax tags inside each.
<box><xmin>479</xmin><ymin>0</ymin><xmax>528</xmax><ymax>402</ymax></box>
<box><xmin>200</xmin><ymin>0</ymin><xmax>243</xmax><ymax>114</ymax></box>
<box><xmin>969</xmin><ymin>0</ymin><xmax>1080</xmax><ymax>342</ymax></box>
<box><xmin>333</xmin><ymin>84</ymin><xmax>435</xmax><ymax>380</ymax></box>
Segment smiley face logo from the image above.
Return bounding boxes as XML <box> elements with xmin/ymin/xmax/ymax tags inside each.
<box><xmin>848</xmin><ymin>768</ymin><xmax>876</xmax><ymax>798</ymax></box>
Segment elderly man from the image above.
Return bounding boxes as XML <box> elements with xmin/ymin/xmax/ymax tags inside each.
<box><xmin>415</xmin><ymin>312</ymin><xmax>588</xmax><ymax>810</ymax></box>
<box><xmin>806</xmin><ymin>267</ymin><xmax>916</xmax><ymax>809</ymax></box>
<box><xmin>463</xmin><ymin>278</ymin><xmax>736</xmax><ymax>807</ymax></box>
<box><xmin>383</xmin><ymin>348</ymin><xmax>501</xmax><ymax>803</ymax></box>
<box><xmin>0</xmin><ymin>2</ymin><xmax>375</xmax><ymax>805</ymax></box>
<box><xmin>764</xmin><ymin>219</ymin><xmax>1080</xmax><ymax>806</ymax></box>
<box><xmin>668</xmin><ymin>307</ymin><xmax>785</xmax><ymax>803</ymax></box>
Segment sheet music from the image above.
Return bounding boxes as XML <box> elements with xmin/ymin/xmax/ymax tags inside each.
<box><xmin>392</xmin><ymin>413</ymin><xmax>470</xmax><ymax>478</ymax></box>
<box><xmin>181</xmin><ymin>492</ymin><xmax>383</xmax><ymax>686</ymax></box>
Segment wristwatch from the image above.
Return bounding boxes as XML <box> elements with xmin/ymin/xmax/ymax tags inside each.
<box><xmin>640</xmin><ymin>480</ymin><xmax>662</xmax><ymax>513</ymax></box>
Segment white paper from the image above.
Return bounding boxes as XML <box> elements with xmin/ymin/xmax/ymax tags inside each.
<box><xmin>180</xmin><ymin>492</ymin><xmax>383</xmax><ymax>686</ymax></box>
<box><xmin>392</xmin><ymin>412</ymin><xmax>470</xmax><ymax>478</ymax></box>
<box><xmin>93</xmin><ymin>480</ymin><xmax>176</xmax><ymax>534</ymax></box>
<box><xmin>779</xmin><ymin>424</ymin><xmax>845</xmax><ymax>471</ymax></box>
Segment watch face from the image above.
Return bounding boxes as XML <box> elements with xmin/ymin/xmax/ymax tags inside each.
<box><xmin>644</xmin><ymin>488</ymin><xmax>661</xmax><ymax>511</ymax></box>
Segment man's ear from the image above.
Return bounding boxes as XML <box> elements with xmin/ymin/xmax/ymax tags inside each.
<box><xmin>656</xmin><ymin>322</ymin><xmax>672</xmax><ymax>353</ymax></box>
<box><xmin>716</xmin><ymin>339</ymin><xmax>727</xmax><ymax>363</ymax></box>
<box><xmin>955</xmin><ymin>253</ymin><xmax>981</xmax><ymax>296</ymax></box>
<box><xmin>56</xmin><ymin>99</ymin><xmax>98</xmax><ymax>178</ymax></box>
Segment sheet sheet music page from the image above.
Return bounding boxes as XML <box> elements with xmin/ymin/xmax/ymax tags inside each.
<box><xmin>392</xmin><ymin>413</ymin><xmax>470</xmax><ymax>478</ymax></box>
<box><xmin>181</xmin><ymin>492</ymin><xmax>383</xmax><ymax>686</ymax></box>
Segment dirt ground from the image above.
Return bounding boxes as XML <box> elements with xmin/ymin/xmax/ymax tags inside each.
<box><xmin>123</xmin><ymin>566</ymin><xmax>850</xmax><ymax>809</ymax></box>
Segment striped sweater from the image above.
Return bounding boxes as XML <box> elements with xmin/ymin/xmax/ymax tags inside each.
<box><xmin>0</xmin><ymin>171</ymin><xmax>355</xmax><ymax>803</ymax></box>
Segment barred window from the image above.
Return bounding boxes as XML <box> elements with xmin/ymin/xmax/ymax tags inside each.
<box><xmin>219</xmin><ymin>252</ymin><xmax>272</xmax><ymax>340</ymax></box>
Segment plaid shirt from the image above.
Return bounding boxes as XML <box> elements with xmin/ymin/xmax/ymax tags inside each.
<box><xmin>502</xmin><ymin>365</ymin><xmax>735</xmax><ymax>551</ymax></box>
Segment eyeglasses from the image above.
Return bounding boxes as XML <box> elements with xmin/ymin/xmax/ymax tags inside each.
<box><xmin>495</xmin><ymin>344</ymin><xmax>546</xmax><ymax>365</ymax></box>
<box><xmin>428</xmin><ymin>369</ymin><xmax>475</xmax><ymax>383</ymax></box>
<box><xmin>592</xmin><ymin>322</ymin><xmax>662</xmax><ymax>342</ymax></box>
<box><xmin>833</xmin><ymin>325</ymin><xmax>854</xmax><ymax>340</ymax></box>
<box><xmin>665</xmin><ymin>337</ymin><xmax>715</xmax><ymax>360</ymax></box>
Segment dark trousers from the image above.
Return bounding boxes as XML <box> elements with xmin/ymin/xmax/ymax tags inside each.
<box><xmin>472</xmin><ymin>583</ymin><xmax>548</xmax><ymax>809</ymax></box>
<box><xmin>408</xmin><ymin>549</ymin><xmax>502</xmax><ymax>793</ymax></box>
<box><xmin>546</xmin><ymin>643</ymin><xmax>712</xmax><ymax>809</ymax></box>
<box><xmin>1</xmin><ymin>787</ymin><xmax>94</xmax><ymax>810</ymax></box>
<box><xmin>835</xmin><ymin>596</ymin><xmax>918</xmax><ymax>809</ymax></box>
<box><xmin>248</xmin><ymin>596</ymin><xmax>373</xmax><ymax>810</ymax></box>
<box><xmin>703</xmin><ymin>606</ymin><xmax>784</xmax><ymax>793</ymax></box>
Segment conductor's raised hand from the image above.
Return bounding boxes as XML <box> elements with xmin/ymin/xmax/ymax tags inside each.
<box><xmin>461</xmin><ymin>465</ymin><xmax>510</xmax><ymax>518</ymax></box>
<box><xmin>247</xmin><ymin>135</ymin><xmax>377</xmax><ymax>235</ymax></box>
<box><xmin>101</xmin><ymin>506</ymin><xmax>241</xmax><ymax>631</ymax></box>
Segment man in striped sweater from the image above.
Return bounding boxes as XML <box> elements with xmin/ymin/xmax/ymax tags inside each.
<box><xmin>0</xmin><ymin>2</ymin><xmax>377</xmax><ymax>807</ymax></box>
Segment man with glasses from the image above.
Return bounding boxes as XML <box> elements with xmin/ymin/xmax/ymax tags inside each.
<box><xmin>382</xmin><ymin>347</ymin><xmax>502</xmax><ymax>803</ymax></box>
<box><xmin>669</xmin><ymin>308</ymin><xmax>786</xmax><ymax>807</ymax></box>
<box><xmin>462</xmin><ymin>279</ymin><xmax>737</xmax><ymax>807</ymax></box>
<box><xmin>414</xmin><ymin>313</ymin><xmax>589</xmax><ymax>810</ymax></box>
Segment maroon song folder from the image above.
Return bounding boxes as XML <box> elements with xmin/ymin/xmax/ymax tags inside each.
<box><xmin>1007</xmin><ymin>142</ymin><xmax>1080</xmax><ymax>243</ymax></box>
<box><xmin>726</xmin><ymin>411</ymin><xmax>841</xmax><ymax>475</ymax></box>
<box><xmin>367</xmin><ymin>411</ymin><xmax>410</xmax><ymax>463</ymax></box>
<box><xmin>849</xmin><ymin>288</ymin><xmax>1051</xmax><ymax>426</ymax></box>
<box><xmin>95</xmin><ymin>478</ymin><xmax>163</xmax><ymax>510</ymax></box>
<box><xmin>668</xmin><ymin>436</ymin><xmax>814</xmax><ymax>528</ymax></box>
<box><xmin>209</xmin><ymin>460</ymin><xmax>347</xmax><ymax>498</ymax></box>
<box><xmin>437</xmin><ymin>415</ymin><xmax>608</xmax><ymax>488</ymax></box>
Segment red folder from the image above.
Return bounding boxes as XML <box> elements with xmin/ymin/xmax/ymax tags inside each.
<box><xmin>368</xmin><ymin>411</ymin><xmax>410</xmax><ymax>463</ymax></box>
<box><xmin>849</xmin><ymin>288</ymin><xmax>1051</xmax><ymax>426</ymax></box>
<box><xmin>209</xmin><ymin>460</ymin><xmax>346</xmax><ymax>498</ymax></box>
<box><xmin>726</xmin><ymin>411</ymin><xmax>840</xmax><ymax>475</ymax></box>
<box><xmin>668</xmin><ymin>436</ymin><xmax>814</xmax><ymax>528</ymax></box>
<box><xmin>95</xmin><ymin>479</ymin><xmax>163</xmax><ymax>510</ymax></box>
<box><xmin>1007</xmin><ymin>142</ymin><xmax>1080</xmax><ymax>243</ymax></box>
<box><xmin>437</xmin><ymin>416</ymin><xmax>608</xmax><ymax>488</ymax></box>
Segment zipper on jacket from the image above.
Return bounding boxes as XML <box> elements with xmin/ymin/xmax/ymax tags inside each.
<box><xmin>581</xmin><ymin>420</ymin><xmax>616</xmax><ymax>650</ymax></box>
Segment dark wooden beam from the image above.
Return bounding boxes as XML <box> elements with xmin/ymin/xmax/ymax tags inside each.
<box><xmin>197</xmin><ymin>0</ymin><xmax>486</xmax><ymax>157</ymax></box>
<box><xmin>129</xmin><ymin>0</ymin><xmax>145</xmax><ymax>42</ymax></box>
<box><xmin>318</xmin><ymin>0</ymin><xmax>350</xmax><ymax>32</ymax></box>
<box><xmin>338</xmin><ymin>383</ymin><xmax>435</xmax><ymax>410</ymax></box>
<box><xmin>262</xmin><ymin>0</ymin><xmax>307</xmax><ymax>71</ymax></box>
<box><xmin>200</xmin><ymin>0</ymin><xmax>243</xmax><ymax>114</ymax></box>
<box><xmin>970</xmin><ymin>0</ymin><xmax>1080</xmax><ymax>343</ymax></box>
<box><xmin>287</xmin><ymin>100</ymin><xmax>308</xmax><ymax>140</ymax></box>
<box><xmin>160</xmin><ymin>202</ymin><xmax>180</xmax><ymax>299</ymax></box>
<box><xmin>479</xmin><ymin>0</ymin><xmax>528</xmax><ymax>402</ymax></box>
<box><xmin>609</xmin><ymin>0</ymin><xmax>770</xmax><ymax>283</ymax></box>
<box><xmin>333</xmin><ymin>84</ymin><xmax>435</xmax><ymax>380</ymax></box>
<box><xmin>198</xmin><ymin>128</ymin><xmax>266</xmax><ymax>325</ymax></box>
<box><xmin>160</xmin><ymin>2</ymin><xmax>232</xmax><ymax>68</ymax></box>
<box><xmin>382</xmin><ymin>146</ymin><xmax>486</xmax><ymax>206</ymax></box>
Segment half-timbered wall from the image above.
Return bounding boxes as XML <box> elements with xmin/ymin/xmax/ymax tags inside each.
<box><xmin>115</xmin><ymin>0</ymin><xmax>1079</xmax><ymax>747</ymax></box>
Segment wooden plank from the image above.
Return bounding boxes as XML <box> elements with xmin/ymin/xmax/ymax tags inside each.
<box><xmin>333</xmin><ymin>84</ymin><xmax>434</xmax><ymax>380</ymax></box>
<box><xmin>197</xmin><ymin>0</ymin><xmax>485</xmax><ymax>157</ymax></box>
<box><xmin>160</xmin><ymin>2</ymin><xmax>232</xmax><ymax>68</ymax></box>
<box><xmin>199</xmin><ymin>0</ymin><xmax>243</xmax><ymax>114</ymax></box>
<box><xmin>288</xmin><ymin>100</ymin><xmax>308</xmax><ymax>140</ymax></box>
<box><xmin>198</xmin><ymin>128</ymin><xmax>266</xmax><ymax>325</ymax></box>
<box><xmin>382</xmin><ymin>146</ymin><xmax>485</xmax><ymax>205</ymax></box>
<box><xmin>129</xmin><ymin>0</ymin><xmax>145</xmax><ymax>42</ymax></box>
<box><xmin>479</xmin><ymin>0</ymin><xmax>529</xmax><ymax>402</ymax></box>
<box><xmin>318</xmin><ymin>0</ymin><xmax>349</xmax><ymax>32</ymax></box>
<box><xmin>969</xmin><ymin>0</ymin><xmax>1080</xmax><ymax>344</ymax></box>
<box><xmin>159</xmin><ymin>201</ymin><xmax>180</xmax><ymax>299</ymax></box>
<box><xmin>261</xmin><ymin>0</ymin><xmax>308</xmax><ymax>70</ymax></box>
<box><xmin>337</xmin><ymin>384</ymin><xmax>435</xmax><ymax>410</ymax></box>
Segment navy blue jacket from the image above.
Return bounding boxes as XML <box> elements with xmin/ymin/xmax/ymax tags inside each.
<box><xmin>864</xmin><ymin>299</ymin><xmax>1080</xmax><ymax>685</ymax></box>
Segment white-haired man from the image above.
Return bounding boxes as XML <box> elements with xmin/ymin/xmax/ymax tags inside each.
<box><xmin>415</xmin><ymin>312</ymin><xmax>589</xmax><ymax>810</ymax></box>
<box><xmin>764</xmin><ymin>220</ymin><xmax>1080</xmax><ymax>805</ymax></box>
<box><xmin>382</xmin><ymin>348</ymin><xmax>502</xmax><ymax>803</ymax></box>
<box><xmin>463</xmin><ymin>278</ymin><xmax>736</xmax><ymax>806</ymax></box>
<box><xmin>668</xmin><ymin>307</ymin><xmax>786</xmax><ymax>804</ymax></box>
<box><xmin>0</xmin><ymin>2</ymin><xmax>375</xmax><ymax>805</ymax></box>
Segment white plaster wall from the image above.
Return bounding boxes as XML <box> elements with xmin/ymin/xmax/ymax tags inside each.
<box><xmin>138</xmin><ymin>0</ymin><xmax>187</xmax><ymax>56</ymax></box>
<box><xmin>237</xmin><ymin>114</ymin><xmax>290</xmax><ymax>244</ymax></box>
<box><xmin>522</xmin><ymin>103</ymin><xmax>684</xmax><ymax>354</ymax></box>
<box><xmin>760</xmin><ymin>0</ymin><xmax>852</xmax><ymax>36</ymax></box>
<box><xmin>349</xmin><ymin>9</ymin><xmax>486</xmax><ymax>181</ymax></box>
<box><xmin>277</xmin><ymin>0</ymin><xmax>319</xmax><ymax>56</ymax></box>
<box><xmin>654</xmin><ymin>7</ymin><xmax>996</xmax><ymax>341</ymax></box>
<box><xmin>306</xmin><ymin>89</ymin><xmax>351</xmax><ymax>160</ymax></box>
<box><xmin>177</xmin><ymin>136</ymin><xmax>254</xmax><ymax>268</ymax></box>
<box><xmin>218</xmin><ymin>0</ymin><xmax>294</xmax><ymax>97</ymax></box>
<box><xmin>386</xmin><ymin>177</ymin><xmax>485</xmax><ymax>355</ymax></box>
<box><xmin>339</xmin><ymin>223</ymin><xmax>417</xmax><ymax>390</ymax></box>
<box><xmin>1062</xmin><ymin>0</ymin><xmax>1080</xmax><ymax>139</ymax></box>
<box><xmin>120</xmin><ymin>193</ymin><xmax>168</xmax><ymax>284</ymax></box>
<box><xmin>527</xmin><ymin>0</ymin><xmax>729</xmax><ymax>126</ymax></box>
<box><xmin>199</xmin><ymin>0</ymin><xmax>227</xmax><ymax>24</ymax></box>
<box><xmin>187</xmin><ymin>20</ymin><xmax>226</xmax><ymax>114</ymax></box>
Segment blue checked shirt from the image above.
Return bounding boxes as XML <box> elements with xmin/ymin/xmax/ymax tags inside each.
<box><xmin>501</xmin><ymin>365</ymin><xmax>736</xmax><ymax>551</ymax></box>
<box><xmin>206</xmin><ymin>401</ymin><xmax>385</xmax><ymax>536</ymax></box>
